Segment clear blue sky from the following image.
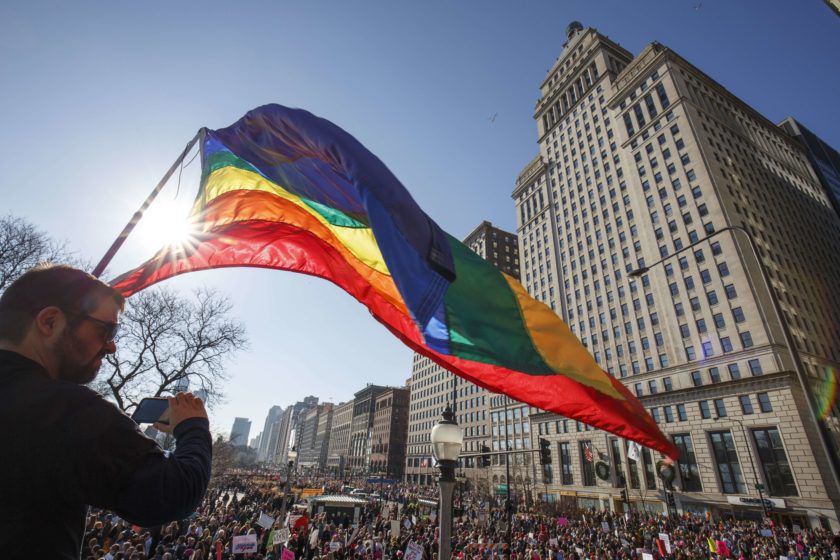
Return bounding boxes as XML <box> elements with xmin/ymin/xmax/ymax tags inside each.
<box><xmin>2</xmin><ymin>1</ymin><xmax>838</xmax><ymax>437</ymax></box>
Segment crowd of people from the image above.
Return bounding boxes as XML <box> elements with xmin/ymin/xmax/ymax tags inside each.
<box><xmin>78</xmin><ymin>473</ymin><xmax>840</xmax><ymax>560</ymax></box>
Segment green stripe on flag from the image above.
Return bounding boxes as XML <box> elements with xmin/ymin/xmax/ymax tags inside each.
<box><xmin>443</xmin><ymin>236</ymin><xmax>553</xmax><ymax>374</ymax></box>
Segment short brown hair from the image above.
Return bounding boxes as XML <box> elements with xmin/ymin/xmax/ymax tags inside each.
<box><xmin>0</xmin><ymin>264</ymin><xmax>125</xmax><ymax>343</ymax></box>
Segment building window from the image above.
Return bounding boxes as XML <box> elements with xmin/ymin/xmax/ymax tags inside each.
<box><xmin>717</xmin><ymin>262</ymin><xmax>730</xmax><ymax>277</ymax></box>
<box><xmin>739</xmin><ymin>395</ymin><xmax>754</xmax><ymax>415</ymax></box>
<box><xmin>710</xmin><ymin>431</ymin><xmax>745</xmax><ymax>494</ymax></box>
<box><xmin>720</xmin><ymin>337</ymin><xmax>733</xmax><ymax>353</ymax></box>
<box><xmin>676</xmin><ymin>403</ymin><xmax>688</xmax><ymax>421</ymax></box>
<box><xmin>663</xmin><ymin>376</ymin><xmax>673</xmax><ymax>391</ymax></box>
<box><xmin>543</xmin><ymin>463</ymin><xmax>553</xmax><ymax>484</ymax></box>
<box><xmin>580</xmin><ymin>441</ymin><xmax>596</xmax><ymax>486</ymax></box>
<box><xmin>559</xmin><ymin>442</ymin><xmax>574</xmax><ymax>485</ymax></box>
<box><xmin>691</xmin><ymin>370</ymin><xmax>703</xmax><ymax>386</ymax></box>
<box><xmin>634</xmin><ymin>383</ymin><xmax>643</xmax><ymax>397</ymax></box>
<box><xmin>757</xmin><ymin>392</ymin><xmax>773</xmax><ymax>412</ymax></box>
<box><xmin>649</xmin><ymin>379</ymin><xmax>658</xmax><ymax>394</ymax></box>
<box><xmin>753</xmin><ymin>428</ymin><xmax>798</xmax><ymax>496</ymax></box>
<box><xmin>664</xmin><ymin>405</ymin><xmax>674</xmax><ymax>423</ymax></box>
<box><xmin>714</xmin><ymin>398</ymin><xmax>727</xmax><ymax>418</ymax></box>
<box><xmin>686</xmin><ymin>346</ymin><xmax>696</xmax><ymax>361</ymax></box>
<box><xmin>673</xmin><ymin>433</ymin><xmax>702</xmax><ymax>491</ymax></box>
<box><xmin>740</xmin><ymin>331</ymin><xmax>754</xmax><ymax>348</ymax></box>
<box><xmin>725</xmin><ymin>284</ymin><xmax>738</xmax><ymax>299</ymax></box>
<box><xmin>701</xmin><ymin>341</ymin><xmax>714</xmax><ymax>358</ymax></box>
<box><xmin>642</xmin><ymin>448</ymin><xmax>657</xmax><ymax>489</ymax></box>
<box><xmin>732</xmin><ymin>307</ymin><xmax>745</xmax><ymax>323</ymax></box>
<box><xmin>708</xmin><ymin>367</ymin><xmax>721</xmax><ymax>383</ymax></box>
<box><xmin>699</xmin><ymin>400</ymin><xmax>711</xmax><ymax>419</ymax></box>
<box><xmin>748</xmin><ymin>359</ymin><xmax>763</xmax><ymax>375</ymax></box>
<box><xmin>728</xmin><ymin>363</ymin><xmax>742</xmax><ymax>380</ymax></box>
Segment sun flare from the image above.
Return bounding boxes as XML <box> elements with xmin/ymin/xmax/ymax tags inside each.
<box><xmin>135</xmin><ymin>199</ymin><xmax>198</xmax><ymax>251</ymax></box>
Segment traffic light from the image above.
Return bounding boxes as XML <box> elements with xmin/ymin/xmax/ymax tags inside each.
<box><xmin>481</xmin><ymin>444</ymin><xmax>491</xmax><ymax>468</ymax></box>
<box><xmin>620</xmin><ymin>489</ymin><xmax>628</xmax><ymax>503</ymax></box>
<box><xmin>539</xmin><ymin>438</ymin><xmax>552</xmax><ymax>465</ymax></box>
<box><xmin>666</xmin><ymin>491</ymin><xmax>676</xmax><ymax>507</ymax></box>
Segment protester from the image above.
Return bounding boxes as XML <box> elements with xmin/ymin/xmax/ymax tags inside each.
<box><xmin>0</xmin><ymin>264</ymin><xmax>213</xmax><ymax>560</ymax></box>
<box><xmin>64</xmin><ymin>470</ymin><xmax>840</xmax><ymax>560</ymax></box>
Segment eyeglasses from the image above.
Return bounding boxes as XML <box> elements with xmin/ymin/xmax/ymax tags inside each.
<box><xmin>63</xmin><ymin>310</ymin><xmax>121</xmax><ymax>342</ymax></box>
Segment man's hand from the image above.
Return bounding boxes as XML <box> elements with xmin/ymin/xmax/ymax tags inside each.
<box><xmin>154</xmin><ymin>392</ymin><xmax>208</xmax><ymax>433</ymax></box>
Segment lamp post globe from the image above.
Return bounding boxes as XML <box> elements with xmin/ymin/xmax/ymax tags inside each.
<box><xmin>431</xmin><ymin>405</ymin><xmax>462</xmax><ymax>560</ymax></box>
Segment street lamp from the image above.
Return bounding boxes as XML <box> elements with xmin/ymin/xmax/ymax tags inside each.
<box><xmin>629</xmin><ymin>225</ymin><xmax>840</xmax><ymax>492</ymax></box>
<box><xmin>431</xmin><ymin>405</ymin><xmax>463</xmax><ymax>560</ymax></box>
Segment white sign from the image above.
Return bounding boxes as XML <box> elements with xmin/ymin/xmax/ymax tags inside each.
<box><xmin>403</xmin><ymin>519</ymin><xmax>412</xmax><ymax>529</ymax></box>
<box><xmin>792</xmin><ymin>524</ymin><xmax>802</xmax><ymax>534</ymax></box>
<box><xmin>391</xmin><ymin>520</ymin><xmax>401</xmax><ymax>538</ymax></box>
<box><xmin>330</xmin><ymin>542</ymin><xmax>342</xmax><ymax>552</ymax></box>
<box><xmin>429</xmin><ymin>511</ymin><xmax>437</xmax><ymax>522</ymax></box>
<box><xmin>405</xmin><ymin>541</ymin><xmax>424</xmax><ymax>560</ymax></box>
<box><xmin>658</xmin><ymin>533</ymin><xmax>671</xmax><ymax>554</ymax></box>
<box><xmin>601</xmin><ymin>521</ymin><xmax>610</xmax><ymax>532</ymax></box>
<box><xmin>278</xmin><ymin>528</ymin><xmax>290</xmax><ymax>543</ymax></box>
<box><xmin>549</xmin><ymin>538</ymin><xmax>558</xmax><ymax>547</ymax></box>
<box><xmin>232</xmin><ymin>534</ymin><xmax>258</xmax><ymax>554</ymax></box>
<box><xmin>725</xmin><ymin>496</ymin><xmax>786</xmax><ymax>508</ymax></box>
<box><xmin>287</xmin><ymin>514</ymin><xmax>302</xmax><ymax>528</ymax></box>
<box><xmin>760</xmin><ymin>529</ymin><xmax>773</xmax><ymax>537</ymax></box>
<box><xmin>258</xmin><ymin>512</ymin><xmax>275</xmax><ymax>529</ymax></box>
<box><xmin>642</xmin><ymin>554</ymin><xmax>653</xmax><ymax>560</ymax></box>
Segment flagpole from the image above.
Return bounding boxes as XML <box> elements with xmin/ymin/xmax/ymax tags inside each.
<box><xmin>92</xmin><ymin>128</ymin><xmax>205</xmax><ymax>278</ymax></box>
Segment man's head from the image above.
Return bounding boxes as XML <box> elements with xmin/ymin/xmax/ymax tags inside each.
<box><xmin>0</xmin><ymin>264</ymin><xmax>125</xmax><ymax>383</ymax></box>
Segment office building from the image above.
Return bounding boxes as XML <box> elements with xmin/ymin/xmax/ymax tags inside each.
<box><xmin>258</xmin><ymin>405</ymin><xmax>284</xmax><ymax>463</ymax></box>
<box><xmin>779</xmin><ymin>117</ymin><xmax>840</xmax><ymax>222</ymax></box>
<box><xmin>370</xmin><ymin>387</ymin><xmax>410</xmax><ymax>479</ymax></box>
<box><xmin>514</xmin><ymin>22</ymin><xmax>840</xmax><ymax>527</ymax></box>
<box><xmin>327</xmin><ymin>401</ymin><xmax>354</xmax><ymax>476</ymax></box>
<box><xmin>230</xmin><ymin>417</ymin><xmax>251</xmax><ymax>447</ymax></box>
<box><xmin>348</xmin><ymin>385</ymin><xmax>387</xmax><ymax>476</ymax></box>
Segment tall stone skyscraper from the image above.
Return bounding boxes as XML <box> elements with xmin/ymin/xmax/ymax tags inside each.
<box><xmin>514</xmin><ymin>22</ymin><xmax>840</xmax><ymax>527</ymax></box>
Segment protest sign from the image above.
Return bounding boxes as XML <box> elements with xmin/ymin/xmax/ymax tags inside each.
<box><xmin>601</xmin><ymin>521</ymin><xmax>610</xmax><ymax>532</ymax></box>
<box><xmin>232</xmin><ymin>534</ymin><xmax>258</xmax><ymax>554</ymax></box>
<box><xmin>760</xmin><ymin>529</ymin><xmax>773</xmax><ymax>537</ymax></box>
<box><xmin>642</xmin><ymin>554</ymin><xmax>653</xmax><ymax>560</ymax></box>
<box><xmin>391</xmin><ymin>520</ymin><xmax>401</xmax><ymax>538</ymax></box>
<box><xmin>258</xmin><ymin>512</ymin><xmax>275</xmax><ymax>529</ymax></box>
<box><xmin>558</xmin><ymin>517</ymin><xmax>569</xmax><ymax>526</ymax></box>
<box><xmin>405</xmin><ymin>541</ymin><xmax>424</xmax><ymax>560</ymax></box>
<box><xmin>330</xmin><ymin>542</ymin><xmax>342</xmax><ymax>552</ymax></box>
<box><xmin>281</xmin><ymin>548</ymin><xmax>295</xmax><ymax>560</ymax></box>
<box><xmin>549</xmin><ymin>538</ymin><xmax>558</xmax><ymax>547</ymax></box>
<box><xmin>658</xmin><ymin>533</ymin><xmax>671</xmax><ymax>553</ymax></box>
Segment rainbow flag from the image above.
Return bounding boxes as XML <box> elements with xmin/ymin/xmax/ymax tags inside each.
<box><xmin>113</xmin><ymin>104</ymin><xmax>678</xmax><ymax>458</ymax></box>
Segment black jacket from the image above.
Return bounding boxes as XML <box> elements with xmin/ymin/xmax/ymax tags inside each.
<box><xmin>0</xmin><ymin>350</ymin><xmax>212</xmax><ymax>559</ymax></box>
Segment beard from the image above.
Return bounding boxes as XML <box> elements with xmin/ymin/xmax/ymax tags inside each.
<box><xmin>55</xmin><ymin>328</ymin><xmax>106</xmax><ymax>385</ymax></box>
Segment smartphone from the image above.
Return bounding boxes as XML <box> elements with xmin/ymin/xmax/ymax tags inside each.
<box><xmin>131</xmin><ymin>397</ymin><xmax>170</xmax><ymax>425</ymax></box>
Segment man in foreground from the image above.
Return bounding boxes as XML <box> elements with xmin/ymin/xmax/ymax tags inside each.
<box><xmin>0</xmin><ymin>264</ymin><xmax>213</xmax><ymax>559</ymax></box>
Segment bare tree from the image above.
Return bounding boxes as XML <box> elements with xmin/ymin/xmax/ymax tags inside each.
<box><xmin>94</xmin><ymin>287</ymin><xmax>247</xmax><ymax>413</ymax></box>
<box><xmin>0</xmin><ymin>214</ymin><xmax>77</xmax><ymax>293</ymax></box>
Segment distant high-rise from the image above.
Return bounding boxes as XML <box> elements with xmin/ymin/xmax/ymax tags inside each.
<box><xmin>516</xmin><ymin>22</ymin><xmax>840</xmax><ymax>525</ymax></box>
<box><xmin>258</xmin><ymin>405</ymin><xmax>284</xmax><ymax>463</ymax></box>
<box><xmin>230</xmin><ymin>417</ymin><xmax>251</xmax><ymax>447</ymax></box>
